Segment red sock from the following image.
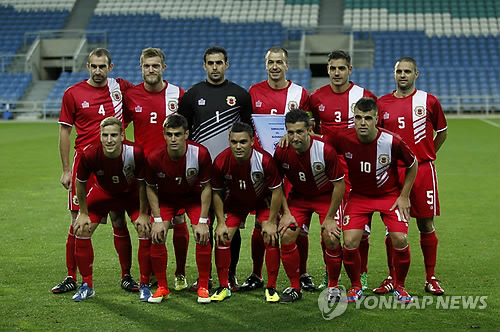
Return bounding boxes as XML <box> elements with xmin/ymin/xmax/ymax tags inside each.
<box><xmin>325</xmin><ymin>245</ymin><xmax>342</xmax><ymax>287</ymax></box>
<box><xmin>138</xmin><ymin>238</ymin><xmax>152</xmax><ymax>285</ymax></box>
<box><xmin>113</xmin><ymin>226</ymin><xmax>132</xmax><ymax>279</ymax></box>
<box><xmin>66</xmin><ymin>225</ymin><xmax>77</xmax><ymax>281</ymax></box>
<box><xmin>420</xmin><ymin>231</ymin><xmax>438</xmax><ymax>280</ymax></box>
<box><xmin>385</xmin><ymin>236</ymin><xmax>395</xmax><ymax>278</ymax></box>
<box><xmin>215</xmin><ymin>241</ymin><xmax>231</xmax><ymax>288</ymax></box>
<box><xmin>150</xmin><ymin>243</ymin><xmax>168</xmax><ymax>288</ymax></box>
<box><xmin>251</xmin><ymin>228</ymin><xmax>265</xmax><ymax>278</ymax></box>
<box><xmin>393</xmin><ymin>246</ymin><xmax>411</xmax><ymax>287</ymax></box>
<box><xmin>75</xmin><ymin>236</ymin><xmax>93</xmax><ymax>288</ymax></box>
<box><xmin>196</xmin><ymin>243</ymin><xmax>212</xmax><ymax>289</ymax></box>
<box><xmin>173</xmin><ymin>222</ymin><xmax>189</xmax><ymax>277</ymax></box>
<box><xmin>280</xmin><ymin>242</ymin><xmax>300</xmax><ymax>290</ymax></box>
<box><xmin>264</xmin><ymin>243</ymin><xmax>280</xmax><ymax>289</ymax></box>
<box><xmin>297</xmin><ymin>232</ymin><xmax>309</xmax><ymax>275</ymax></box>
<box><xmin>343</xmin><ymin>246</ymin><xmax>361</xmax><ymax>287</ymax></box>
<box><xmin>359</xmin><ymin>235</ymin><xmax>370</xmax><ymax>274</ymax></box>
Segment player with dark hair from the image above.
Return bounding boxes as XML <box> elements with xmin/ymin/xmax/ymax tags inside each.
<box><xmin>210</xmin><ymin>122</ymin><xmax>283</xmax><ymax>302</ymax></box>
<box><xmin>179</xmin><ymin>46</ymin><xmax>252</xmax><ymax>292</ymax></box>
<box><xmin>145</xmin><ymin>114</ymin><xmax>213</xmax><ymax>304</ymax></box>
<box><xmin>53</xmin><ymin>48</ymin><xmax>138</xmax><ymax>294</ymax></box>
<box><xmin>325</xmin><ymin>97</ymin><xmax>417</xmax><ymax>303</ymax></box>
<box><xmin>273</xmin><ymin>110</ymin><xmax>345</xmax><ymax>303</ymax></box>
<box><xmin>310</xmin><ymin>49</ymin><xmax>377</xmax><ymax>291</ymax></box>
<box><xmin>375</xmin><ymin>57</ymin><xmax>447</xmax><ymax>296</ymax></box>
<box><xmin>71</xmin><ymin>117</ymin><xmax>150</xmax><ymax>302</ymax></box>
<box><xmin>123</xmin><ymin>47</ymin><xmax>190</xmax><ymax>295</ymax></box>
<box><xmin>245</xmin><ymin>46</ymin><xmax>314</xmax><ymax>292</ymax></box>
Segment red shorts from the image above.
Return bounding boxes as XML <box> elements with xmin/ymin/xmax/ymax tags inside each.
<box><xmin>158</xmin><ymin>197</ymin><xmax>207</xmax><ymax>226</ymax></box>
<box><xmin>86</xmin><ymin>186</ymin><xmax>139</xmax><ymax>223</ymax></box>
<box><xmin>398</xmin><ymin>160</ymin><xmax>440</xmax><ymax>219</ymax></box>
<box><xmin>69</xmin><ymin>151</ymin><xmax>95</xmax><ymax>211</ymax></box>
<box><xmin>288</xmin><ymin>193</ymin><xmax>341</xmax><ymax>234</ymax></box>
<box><xmin>225</xmin><ymin>207</ymin><xmax>270</xmax><ymax>228</ymax></box>
<box><xmin>342</xmin><ymin>192</ymin><xmax>409</xmax><ymax>233</ymax></box>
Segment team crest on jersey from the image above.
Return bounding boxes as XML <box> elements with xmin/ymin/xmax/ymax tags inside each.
<box><xmin>112</xmin><ymin>90</ymin><xmax>122</xmax><ymax>102</ymax></box>
<box><xmin>282</xmin><ymin>163</ymin><xmax>290</xmax><ymax>169</ymax></box>
<box><xmin>157</xmin><ymin>172</ymin><xmax>166</xmax><ymax>178</ymax></box>
<box><xmin>378</xmin><ymin>154</ymin><xmax>390</xmax><ymax>165</ymax></box>
<box><xmin>287</xmin><ymin>101</ymin><xmax>298</xmax><ymax>111</ymax></box>
<box><xmin>72</xmin><ymin>195</ymin><xmax>79</xmax><ymax>206</ymax></box>
<box><xmin>350</xmin><ymin>103</ymin><xmax>357</xmax><ymax>113</ymax></box>
<box><xmin>345</xmin><ymin>152</ymin><xmax>353</xmax><ymax>159</ymax></box>
<box><xmin>135</xmin><ymin>105</ymin><xmax>142</xmax><ymax>113</ymax></box>
<box><xmin>383</xmin><ymin>112</ymin><xmax>390</xmax><ymax>120</ymax></box>
<box><xmin>226</xmin><ymin>96</ymin><xmax>236</xmax><ymax>106</ymax></box>
<box><xmin>198</xmin><ymin>98</ymin><xmax>206</xmax><ymax>106</ymax></box>
<box><xmin>414</xmin><ymin>106</ymin><xmax>426</xmax><ymax>117</ymax></box>
<box><xmin>168</xmin><ymin>100</ymin><xmax>178</xmax><ymax>111</ymax></box>
<box><xmin>186</xmin><ymin>168</ymin><xmax>198</xmax><ymax>179</ymax></box>
<box><xmin>252</xmin><ymin>171</ymin><xmax>264</xmax><ymax>183</ymax></box>
<box><xmin>82</xmin><ymin>101</ymin><xmax>89</xmax><ymax>108</ymax></box>
<box><xmin>255</xmin><ymin>100</ymin><xmax>262</xmax><ymax>108</ymax></box>
<box><xmin>343</xmin><ymin>215</ymin><xmax>350</xmax><ymax>226</ymax></box>
<box><xmin>313</xmin><ymin>162</ymin><xmax>325</xmax><ymax>172</ymax></box>
<box><xmin>318</xmin><ymin>104</ymin><xmax>325</xmax><ymax>112</ymax></box>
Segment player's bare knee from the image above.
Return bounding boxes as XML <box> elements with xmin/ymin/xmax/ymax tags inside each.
<box><xmin>417</xmin><ymin>217</ymin><xmax>434</xmax><ymax>233</ymax></box>
<box><xmin>109</xmin><ymin>211</ymin><xmax>127</xmax><ymax>227</ymax></box>
<box><xmin>390</xmin><ymin>232</ymin><xmax>408</xmax><ymax>249</ymax></box>
<box><xmin>172</xmin><ymin>214</ymin><xmax>185</xmax><ymax>225</ymax></box>
<box><xmin>281</xmin><ymin>227</ymin><xmax>300</xmax><ymax>244</ymax></box>
<box><xmin>321</xmin><ymin>232</ymin><xmax>340</xmax><ymax>249</ymax></box>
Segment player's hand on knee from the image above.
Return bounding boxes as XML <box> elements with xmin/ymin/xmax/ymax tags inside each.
<box><xmin>194</xmin><ymin>223</ymin><xmax>209</xmax><ymax>246</ymax></box>
<box><xmin>321</xmin><ymin>218</ymin><xmax>341</xmax><ymax>241</ymax></box>
<box><xmin>261</xmin><ymin>220</ymin><xmax>278</xmax><ymax>247</ymax></box>
<box><xmin>134</xmin><ymin>213</ymin><xmax>151</xmax><ymax>238</ymax></box>
<box><xmin>74</xmin><ymin>213</ymin><xmax>91</xmax><ymax>237</ymax></box>
<box><xmin>214</xmin><ymin>223</ymin><xmax>230</xmax><ymax>246</ymax></box>
<box><xmin>151</xmin><ymin>221</ymin><xmax>167</xmax><ymax>244</ymax></box>
<box><xmin>278</xmin><ymin>213</ymin><xmax>298</xmax><ymax>237</ymax></box>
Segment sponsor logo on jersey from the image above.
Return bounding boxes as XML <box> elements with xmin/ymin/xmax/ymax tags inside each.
<box><xmin>383</xmin><ymin>112</ymin><xmax>389</xmax><ymax>120</ymax></box>
<box><xmin>72</xmin><ymin>195</ymin><xmax>79</xmax><ymax>206</ymax></box>
<box><xmin>287</xmin><ymin>101</ymin><xmax>298</xmax><ymax>111</ymax></box>
<box><xmin>313</xmin><ymin>162</ymin><xmax>325</xmax><ymax>172</ymax></box>
<box><xmin>378</xmin><ymin>154</ymin><xmax>390</xmax><ymax>165</ymax></box>
<box><xmin>96</xmin><ymin>170</ymin><xmax>104</xmax><ymax>176</ymax></box>
<box><xmin>112</xmin><ymin>90</ymin><xmax>122</xmax><ymax>102</ymax></box>
<box><xmin>198</xmin><ymin>98</ymin><xmax>206</xmax><ymax>106</ymax></box>
<box><xmin>187</xmin><ymin>168</ymin><xmax>198</xmax><ymax>179</ymax></box>
<box><xmin>255</xmin><ymin>100</ymin><xmax>262</xmax><ymax>108</ymax></box>
<box><xmin>345</xmin><ymin>152</ymin><xmax>353</xmax><ymax>159</ymax></box>
<box><xmin>168</xmin><ymin>100</ymin><xmax>178</xmax><ymax>112</ymax></box>
<box><xmin>135</xmin><ymin>105</ymin><xmax>142</xmax><ymax>113</ymax></box>
<box><xmin>343</xmin><ymin>215</ymin><xmax>350</xmax><ymax>226</ymax></box>
<box><xmin>82</xmin><ymin>101</ymin><xmax>89</xmax><ymax>108</ymax></box>
<box><xmin>282</xmin><ymin>163</ymin><xmax>290</xmax><ymax>169</ymax></box>
<box><xmin>226</xmin><ymin>96</ymin><xmax>236</xmax><ymax>107</ymax></box>
<box><xmin>318</xmin><ymin>104</ymin><xmax>325</xmax><ymax>112</ymax></box>
<box><xmin>350</xmin><ymin>103</ymin><xmax>356</xmax><ymax>113</ymax></box>
<box><xmin>157</xmin><ymin>172</ymin><xmax>166</xmax><ymax>178</ymax></box>
<box><xmin>414</xmin><ymin>106</ymin><xmax>426</xmax><ymax>117</ymax></box>
<box><xmin>252</xmin><ymin>171</ymin><xmax>264</xmax><ymax>183</ymax></box>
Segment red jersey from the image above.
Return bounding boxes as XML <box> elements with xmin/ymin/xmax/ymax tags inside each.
<box><xmin>145</xmin><ymin>140</ymin><xmax>212</xmax><ymax>197</ymax></box>
<box><xmin>76</xmin><ymin>140</ymin><xmax>145</xmax><ymax>195</ymax></box>
<box><xmin>377</xmin><ymin>89</ymin><xmax>447</xmax><ymax>163</ymax></box>
<box><xmin>310</xmin><ymin>82</ymin><xmax>377</xmax><ymax>136</ymax></box>
<box><xmin>249</xmin><ymin>80</ymin><xmax>310</xmax><ymax>115</ymax></box>
<box><xmin>327</xmin><ymin>128</ymin><xmax>416</xmax><ymax>197</ymax></box>
<box><xmin>123</xmin><ymin>81</ymin><xmax>185</xmax><ymax>157</ymax></box>
<box><xmin>273</xmin><ymin>137</ymin><xmax>344</xmax><ymax>197</ymax></box>
<box><xmin>212</xmin><ymin>146</ymin><xmax>282</xmax><ymax>212</ymax></box>
<box><xmin>59</xmin><ymin>78</ymin><xmax>133</xmax><ymax>152</ymax></box>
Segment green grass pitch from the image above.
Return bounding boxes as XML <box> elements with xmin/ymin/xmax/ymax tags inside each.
<box><xmin>0</xmin><ymin>118</ymin><xmax>498</xmax><ymax>332</ymax></box>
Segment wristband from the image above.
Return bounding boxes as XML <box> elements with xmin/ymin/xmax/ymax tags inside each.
<box><xmin>198</xmin><ymin>217</ymin><xmax>208</xmax><ymax>224</ymax></box>
<box><xmin>154</xmin><ymin>217</ymin><xmax>163</xmax><ymax>223</ymax></box>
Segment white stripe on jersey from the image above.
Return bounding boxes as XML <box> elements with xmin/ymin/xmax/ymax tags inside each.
<box><xmin>250</xmin><ymin>149</ymin><xmax>265</xmax><ymax>197</ymax></box>
<box><xmin>122</xmin><ymin>144</ymin><xmax>136</xmax><ymax>184</ymax></box>
<box><xmin>285</xmin><ymin>83</ymin><xmax>303</xmax><ymax>113</ymax></box>
<box><xmin>309</xmin><ymin>140</ymin><xmax>329</xmax><ymax>189</ymax></box>
<box><xmin>348</xmin><ymin>85</ymin><xmax>364</xmax><ymax>128</ymax></box>
<box><xmin>165</xmin><ymin>84</ymin><xmax>180</xmax><ymax>117</ymax></box>
<box><xmin>412</xmin><ymin>90</ymin><xmax>427</xmax><ymax>145</ymax></box>
<box><xmin>376</xmin><ymin>131</ymin><xmax>393</xmax><ymax>188</ymax></box>
<box><xmin>430</xmin><ymin>161</ymin><xmax>438</xmax><ymax>214</ymax></box>
<box><xmin>185</xmin><ymin>144</ymin><xmax>200</xmax><ymax>186</ymax></box>
<box><xmin>108</xmin><ymin>78</ymin><xmax>124</xmax><ymax>121</ymax></box>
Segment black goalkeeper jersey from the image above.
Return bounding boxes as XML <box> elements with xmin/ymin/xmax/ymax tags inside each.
<box><xmin>178</xmin><ymin>80</ymin><xmax>252</xmax><ymax>159</ymax></box>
